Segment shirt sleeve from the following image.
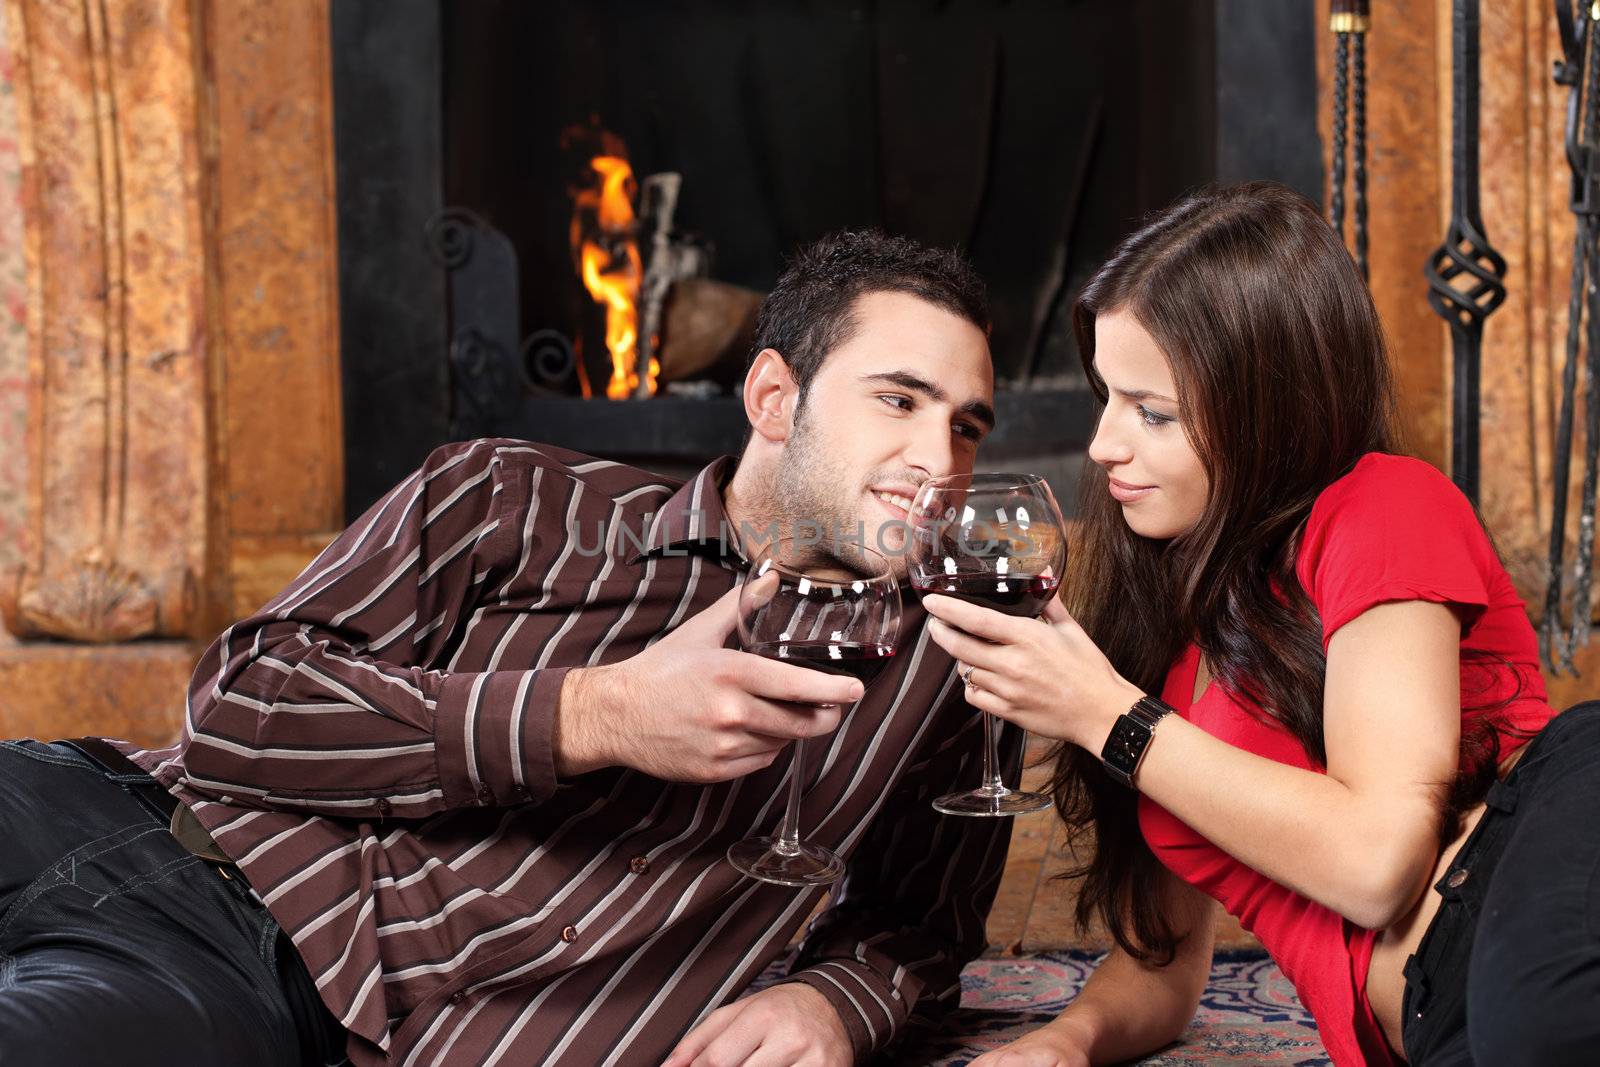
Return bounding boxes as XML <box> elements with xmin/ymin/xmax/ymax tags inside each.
<box><xmin>1297</xmin><ymin>454</ymin><xmax>1495</xmax><ymax>651</ymax></box>
<box><xmin>778</xmin><ymin>687</ymin><xmax>1018</xmax><ymax>1059</ymax></box>
<box><xmin>176</xmin><ymin>439</ymin><xmax>569</xmax><ymax>819</ymax></box>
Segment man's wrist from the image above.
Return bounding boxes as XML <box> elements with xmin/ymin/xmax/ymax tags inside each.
<box><xmin>554</xmin><ymin>667</ymin><xmax>613</xmax><ymax>777</ymax></box>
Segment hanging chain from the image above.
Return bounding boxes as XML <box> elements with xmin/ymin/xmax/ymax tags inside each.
<box><xmin>1330</xmin><ymin>2</ymin><xmax>1371</xmax><ymax>274</ymax></box>
<box><xmin>1353</xmin><ymin>30</ymin><xmax>1369</xmax><ymax>280</ymax></box>
<box><xmin>1332</xmin><ymin>31</ymin><xmax>1349</xmax><ymax>237</ymax></box>
<box><xmin>1544</xmin><ymin>2</ymin><xmax>1600</xmax><ymax>672</ymax></box>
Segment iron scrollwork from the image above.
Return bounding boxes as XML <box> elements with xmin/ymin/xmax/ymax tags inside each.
<box><xmin>1425</xmin><ymin>0</ymin><xmax>1508</xmax><ymax>508</ymax></box>
<box><xmin>424</xmin><ymin>208</ymin><xmax>581</xmax><ymax>438</ymax></box>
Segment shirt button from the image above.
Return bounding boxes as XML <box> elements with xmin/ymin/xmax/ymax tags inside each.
<box><xmin>476</xmin><ymin>784</ymin><xmax>494</xmax><ymax>804</ymax></box>
<box><xmin>629</xmin><ymin>856</ymin><xmax>650</xmax><ymax>875</ymax></box>
<box><xmin>561</xmin><ymin>926</ymin><xmax>579</xmax><ymax>943</ymax></box>
<box><xmin>376</xmin><ymin>798</ymin><xmax>391</xmax><ymax>817</ymax></box>
<box><xmin>1446</xmin><ymin>868</ymin><xmax>1470</xmax><ymax>889</ymax></box>
<box><xmin>449</xmin><ymin>990</ymin><xmax>467</xmax><ymax>1005</ymax></box>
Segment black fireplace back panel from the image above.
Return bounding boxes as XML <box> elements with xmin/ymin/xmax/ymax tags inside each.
<box><xmin>332</xmin><ymin>0</ymin><xmax>1319</xmax><ymax>519</ymax></box>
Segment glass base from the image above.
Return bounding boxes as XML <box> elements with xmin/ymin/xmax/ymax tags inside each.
<box><xmin>727</xmin><ymin>836</ymin><xmax>845</xmax><ymax>887</ymax></box>
<box><xmin>932</xmin><ymin>787</ymin><xmax>1052</xmax><ymax>817</ymax></box>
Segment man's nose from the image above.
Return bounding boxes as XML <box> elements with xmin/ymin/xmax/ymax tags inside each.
<box><xmin>903</xmin><ymin>416</ymin><xmax>958</xmax><ymax>480</ymax></box>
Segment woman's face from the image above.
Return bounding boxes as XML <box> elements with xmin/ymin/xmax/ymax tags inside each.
<box><xmin>1086</xmin><ymin>309</ymin><xmax>1211</xmax><ymax>539</ymax></box>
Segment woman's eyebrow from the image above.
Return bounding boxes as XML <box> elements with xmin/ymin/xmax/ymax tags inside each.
<box><xmin>1111</xmin><ymin>386</ymin><xmax>1177</xmax><ymax>404</ymax></box>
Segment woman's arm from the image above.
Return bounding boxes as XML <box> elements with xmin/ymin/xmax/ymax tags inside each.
<box><xmin>1131</xmin><ymin>599</ymin><xmax>1459</xmax><ymax>929</ymax></box>
<box><xmin>924</xmin><ymin>596</ymin><xmax>1462</xmax><ymax>931</ymax></box>
<box><xmin>972</xmin><ymin>867</ymin><xmax>1217</xmax><ymax>1066</ymax></box>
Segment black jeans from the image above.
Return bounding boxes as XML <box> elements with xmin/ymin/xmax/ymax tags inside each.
<box><xmin>1400</xmin><ymin>701</ymin><xmax>1600</xmax><ymax>1066</ymax></box>
<box><xmin>0</xmin><ymin>740</ymin><xmax>347</xmax><ymax>1066</ymax></box>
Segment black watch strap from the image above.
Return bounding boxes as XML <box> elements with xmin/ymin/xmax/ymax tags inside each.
<box><xmin>1099</xmin><ymin>696</ymin><xmax>1176</xmax><ymax>789</ymax></box>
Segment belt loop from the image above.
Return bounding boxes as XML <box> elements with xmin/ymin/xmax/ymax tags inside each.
<box><xmin>1403</xmin><ymin>953</ymin><xmax>1431</xmax><ymax>1013</ymax></box>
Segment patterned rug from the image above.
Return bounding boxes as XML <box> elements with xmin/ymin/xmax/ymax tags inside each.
<box><xmin>889</xmin><ymin>949</ymin><xmax>1330</xmax><ymax>1065</ymax></box>
<box><xmin>760</xmin><ymin>950</ymin><xmax>1330</xmax><ymax>1065</ymax></box>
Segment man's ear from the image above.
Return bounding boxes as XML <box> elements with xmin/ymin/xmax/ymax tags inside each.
<box><xmin>741</xmin><ymin>349</ymin><xmax>799</xmax><ymax>444</ymax></box>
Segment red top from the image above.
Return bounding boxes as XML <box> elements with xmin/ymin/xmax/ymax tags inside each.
<box><xmin>1137</xmin><ymin>453</ymin><xmax>1555</xmax><ymax>1067</ymax></box>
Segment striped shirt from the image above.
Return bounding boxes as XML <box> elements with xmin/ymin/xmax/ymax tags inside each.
<box><xmin>118</xmin><ymin>439</ymin><xmax>1017</xmax><ymax>1066</ymax></box>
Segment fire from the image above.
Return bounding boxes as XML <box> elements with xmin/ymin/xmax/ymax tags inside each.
<box><xmin>571</xmin><ymin>154</ymin><xmax>657</xmax><ymax>398</ymax></box>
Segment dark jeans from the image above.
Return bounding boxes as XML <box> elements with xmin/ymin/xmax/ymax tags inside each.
<box><xmin>0</xmin><ymin>740</ymin><xmax>347</xmax><ymax>1066</ymax></box>
<box><xmin>1401</xmin><ymin>701</ymin><xmax>1600</xmax><ymax>1066</ymax></box>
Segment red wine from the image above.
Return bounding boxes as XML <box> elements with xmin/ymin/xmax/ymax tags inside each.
<box><xmin>910</xmin><ymin>573</ymin><xmax>1060</xmax><ymax>618</ymax></box>
<box><xmin>747</xmin><ymin>641</ymin><xmax>897</xmax><ymax>685</ymax></box>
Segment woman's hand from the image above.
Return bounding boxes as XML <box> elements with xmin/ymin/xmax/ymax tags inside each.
<box><xmin>967</xmin><ymin>1024</ymin><xmax>1094</xmax><ymax>1067</ymax></box>
<box><xmin>922</xmin><ymin>594</ymin><xmax>1144</xmax><ymax>750</ymax></box>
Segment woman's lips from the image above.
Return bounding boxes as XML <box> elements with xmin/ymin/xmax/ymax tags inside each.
<box><xmin>1107</xmin><ymin>477</ymin><xmax>1157</xmax><ymax>503</ymax></box>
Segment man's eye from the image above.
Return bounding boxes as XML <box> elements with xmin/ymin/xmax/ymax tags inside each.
<box><xmin>1137</xmin><ymin>404</ymin><xmax>1175</xmax><ymax>427</ymax></box>
<box><xmin>955</xmin><ymin>422</ymin><xmax>984</xmax><ymax>442</ymax></box>
<box><xmin>879</xmin><ymin>394</ymin><xmax>913</xmax><ymax>411</ymax></box>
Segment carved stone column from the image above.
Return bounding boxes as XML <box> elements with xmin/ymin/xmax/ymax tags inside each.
<box><xmin>0</xmin><ymin>0</ymin><xmax>212</xmax><ymax>644</ymax></box>
<box><xmin>0</xmin><ymin>0</ymin><xmax>342</xmax><ymax>745</ymax></box>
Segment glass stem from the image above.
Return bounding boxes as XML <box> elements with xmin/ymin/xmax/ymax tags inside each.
<box><xmin>980</xmin><ymin>711</ymin><xmax>1007</xmax><ymax>796</ymax></box>
<box><xmin>775</xmin><ymin>737</ymin><xmax>808</xmax><ymax>855</ymax></box>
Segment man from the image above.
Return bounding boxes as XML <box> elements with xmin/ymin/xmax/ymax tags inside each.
<box><xmin>0</xmin><ymin>230</ymin><xmax>1015</xmax><ymax>1066</ymax></box>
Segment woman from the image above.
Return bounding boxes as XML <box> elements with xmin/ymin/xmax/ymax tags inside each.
<box><xmin>923</xmin><ymin>182</ymin><xmax>1600</xmax><ymax>1066</ymax></box>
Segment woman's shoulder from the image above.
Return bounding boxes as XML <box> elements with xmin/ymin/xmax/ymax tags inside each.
<box><xmin>1297</xmin><ymin>452</ymin><xmax>1498</xmax><ymax>637</ymax></box>
<box><xmin>1313</xmin><ymin>452</ymin><xmax>1464</xmax><ymax>516</ymax></box>
<box><xmin>1302</xmin><ymin>452</ymin><xmax>1474</xmax><ymax>548</ymax></box>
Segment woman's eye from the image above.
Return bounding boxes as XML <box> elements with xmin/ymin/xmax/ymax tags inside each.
<box><xmin>1136</xmin><ymin>404</ymin><xmax>1175</xmax><ymax>427</ymax></box>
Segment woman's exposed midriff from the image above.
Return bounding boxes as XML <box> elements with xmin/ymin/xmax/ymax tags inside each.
<box><xmin>1364</xmin><ymin>741</ymin><xmax>1531</xmax><ymax>1059</ymax></box>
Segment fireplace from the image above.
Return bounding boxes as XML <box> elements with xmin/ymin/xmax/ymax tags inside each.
<box><xmin>330</xmin><ymin>0</ymin><xmax>1320</xmax><ymax>519</ymax></box>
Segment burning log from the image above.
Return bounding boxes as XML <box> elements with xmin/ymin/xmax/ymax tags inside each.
<box><xmin>658</xmin><ymin>278</ymin><xmax>763</xmax><ymax>388</ymax></box>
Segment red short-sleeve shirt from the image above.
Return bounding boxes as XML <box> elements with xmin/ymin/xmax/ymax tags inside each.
<box><xmin>1137</xmin><ymin>453</ymin><xmax>1555</xmax><ymax>1066</ymax></box>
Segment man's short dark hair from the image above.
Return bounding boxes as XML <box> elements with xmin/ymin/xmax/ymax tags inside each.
<box><xmin>748</xmin><ymin>230</ymin><xmax>990</xmax><ymax>395</ymax></box>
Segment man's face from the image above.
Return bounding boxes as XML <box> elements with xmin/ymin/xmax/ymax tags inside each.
<box><xmin>772</xmin><ymin>290</ymin><xmax>995</xmax><ymax>575</ymax></box>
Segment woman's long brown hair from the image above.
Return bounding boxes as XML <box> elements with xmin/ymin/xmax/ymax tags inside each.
<box><xmin>1054</xmin><ymin>181</ymin><xmax>1521</xmax><ymax>963</ymax></box>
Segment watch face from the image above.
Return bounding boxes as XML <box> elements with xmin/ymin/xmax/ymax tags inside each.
<box><xmin>1106</xmin><ymin>718</ymin><xmax>1149</xmax><ymax>770</ymax></box>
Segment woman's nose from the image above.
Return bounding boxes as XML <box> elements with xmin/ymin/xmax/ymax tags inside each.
<box><xmin>1087</xmin><ymin>412</ymin><xmax>1130</xmax><ymax>467</ymax></box>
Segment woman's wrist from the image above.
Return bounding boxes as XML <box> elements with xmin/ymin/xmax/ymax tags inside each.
<box><xmin>1081</xmin><ymin>678</ymin><xmax>1147</xmax><ymax>751</ymax></box>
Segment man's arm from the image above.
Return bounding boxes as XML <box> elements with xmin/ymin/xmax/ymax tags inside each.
<box><xmin>173</xmin><ymin>440</ymin><xmax>562</xmax><ymax>819</ymax></box>
<box><xmin>172</xmin><ymin>440</ymin><xmax>865</xmax><ymax>820</ymax></box>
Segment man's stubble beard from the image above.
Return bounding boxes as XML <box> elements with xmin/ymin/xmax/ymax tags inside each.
<box><xmin>770</xmin><ymin>402</ymin><xmax>909</xmax><ymax>576</ymax></box>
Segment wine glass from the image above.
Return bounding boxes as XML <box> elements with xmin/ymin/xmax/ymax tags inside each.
<box><xmin>907</xmin><ymin>473</ymin><xmax>1067</xmax><ymax>816</ymax></box>
<box><xmin>727</xmin><ymin>538</ymin><xmax>902</xmax><ymax>886</ymax></box>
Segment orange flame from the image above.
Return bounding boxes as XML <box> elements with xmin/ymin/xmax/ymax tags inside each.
<box><xmin>572</xmin><ymin>155</ymin><xmax>656</xmax><ymax>398</ymax></box>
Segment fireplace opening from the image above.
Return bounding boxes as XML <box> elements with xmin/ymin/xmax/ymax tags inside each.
<box><xmin>332</xmin><ymin>0</ymin><xmax>1319</xmax><ymax>518</ymax></box>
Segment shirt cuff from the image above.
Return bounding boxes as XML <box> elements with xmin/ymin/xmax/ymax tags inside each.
<box><xmin>434</xmin><ymin>667</ymin><xmax>570</xmax><ymax>809</ymax></box>
<box><xmin>781</xmin><ymin>959</ymin><xmax>909</xmax><ymax>1059</ymax></box>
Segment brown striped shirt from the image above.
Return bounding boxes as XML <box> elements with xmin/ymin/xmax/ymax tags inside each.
<box><xmin>118</xmin><ymin>439</ymin><xmax>1017</xmax><ymax>1066</ymax></box>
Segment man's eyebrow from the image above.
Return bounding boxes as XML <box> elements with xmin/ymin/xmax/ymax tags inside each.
<box><xmin>861</xmin><ymin>370</ymin><xmax>996</xmax><ymax>429</ymax></box>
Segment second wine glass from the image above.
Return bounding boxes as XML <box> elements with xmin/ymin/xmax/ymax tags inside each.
<box><xmin>907</xmin><ymin>473</ymin><xmax>1067</xmax><ymax>816</ymax></box>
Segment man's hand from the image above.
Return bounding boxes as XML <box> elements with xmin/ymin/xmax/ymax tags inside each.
<box><xmin>555</xmin><ymin>581</ymin><xmax>865</xmax><ymax>782</ymax></box>
<box><xmin>661</xmin><ymin>984</ymin><xmax>853</xmax><ymax>1067</ymax></box>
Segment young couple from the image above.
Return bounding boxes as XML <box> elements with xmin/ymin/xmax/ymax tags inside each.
<box><xmin>2</xmin><ymin>183</ymin><xmax>1595</xmax><ymax>1067</ymax></box>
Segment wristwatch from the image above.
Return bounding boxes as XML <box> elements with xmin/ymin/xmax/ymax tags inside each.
<box><xmin>1099</xmin><ymin>695</ymin><xmax>1176</xmax><ymax>789</ymax></box>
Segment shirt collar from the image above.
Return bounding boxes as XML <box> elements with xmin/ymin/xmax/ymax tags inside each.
<box><xmin>630</xmin><ymin>456</ymin><xmax>747</xmax><ymax>565</ymax></box>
